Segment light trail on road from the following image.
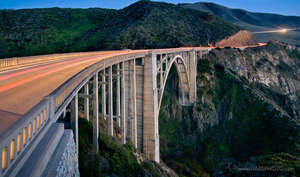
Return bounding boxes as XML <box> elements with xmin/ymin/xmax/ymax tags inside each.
<box><xmin>252</xmin><ymin>27</ymin><xmax>300</xmax><ymax>34</ymax></box>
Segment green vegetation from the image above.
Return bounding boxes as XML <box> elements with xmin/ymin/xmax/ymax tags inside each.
<box><xmin>78</xmin><ymin>118</ymin><xmax>170</xmax><ymax>177</ymax></box>
<box><xmin>0</xmin><ymin>0</ymin><xmax>240</xmax><ymax>58</ymax></box>
<box><xmin>159</xmin><ymin>55</ymin><xmax>300</xmax><ymax>176</ymax></box>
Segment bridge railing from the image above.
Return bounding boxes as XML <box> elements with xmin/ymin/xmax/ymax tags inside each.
<box><xmin>0</xmin><ymin>51</ymin><xmax>108</xmax><ymax>72</ymax></box>
<box><xmin>51</xmin><ymin>52</ymin><xmax>148</xmax><ymax>116</ymax></box>
<box><xmin>0</xmin><ymin>98</ymin><xmax>51</xmax><ymax>176</ymax></box>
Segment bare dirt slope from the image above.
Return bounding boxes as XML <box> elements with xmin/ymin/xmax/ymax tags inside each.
<box><xmin>216</xmin><ymin>30</ymin><xmax>257</xmax><ymax>47</ymax></box>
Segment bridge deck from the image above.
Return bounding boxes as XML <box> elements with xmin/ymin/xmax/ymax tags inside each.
<box><xmin>0</xmin><ymin>45</ymin><xmax>263</xmax><ymax>134</ymax></box>
<box><xmin>0</xmin><ymin>50</ymin><xmax>149</xmax><ymax>134</ymax></box>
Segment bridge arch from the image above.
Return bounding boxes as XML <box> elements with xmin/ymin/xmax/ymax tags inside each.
<box><xmin>157</xmin><ymin>55</ymin><xmax>191</xmax><ymax>112</ymax></box>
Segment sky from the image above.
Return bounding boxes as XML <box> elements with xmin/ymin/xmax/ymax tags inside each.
<box><xmin>0</xmin><ymin>0</ymin><xmax>300</xmax><ymax>17</ymax></box>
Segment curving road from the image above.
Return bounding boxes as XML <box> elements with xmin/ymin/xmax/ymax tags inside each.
<box><xmin>0</xmin><ymin>50</ymin><xmax>149</xmax><ymax>134</ymax></box>
<box><xmin>0</xmin><ymin>44</ymin><xmax>266</xmax><ymax>134</ymax></box>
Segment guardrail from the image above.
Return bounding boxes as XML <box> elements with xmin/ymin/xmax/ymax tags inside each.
<box><xmin>0</xmin><ymin>99</ymin><xmax>50</xmax><ymax>176</ymax></box>
<box><xmin>51</xmin><ymin>52</ymin><xmax>148</xmax><ymax>115</ymax></box>
<box><xmin>0</xmin><ymin>51</ymin><xmax>148</xmax><ymax>176</ymax></box>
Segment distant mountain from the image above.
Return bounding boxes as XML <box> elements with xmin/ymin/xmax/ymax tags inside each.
<box><xmin>0</xmin><ymin>0</ymin><xmax>241</xmax><ymax>59</ymax></box>
<box><xmin>180</xmin><ymin>2</ymin><xmax>300</xmax><ymax>45</ymax></box>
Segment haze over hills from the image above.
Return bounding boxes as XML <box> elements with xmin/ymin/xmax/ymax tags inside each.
<box><xmin>0</xmin><ymin>0</ymin><xmax>242</xmax><ymax>59</ymax></box>
<box><xmin>180</xmin><ymin>2</ymin><xmax>300</xmax><ymax>45</ymax></box>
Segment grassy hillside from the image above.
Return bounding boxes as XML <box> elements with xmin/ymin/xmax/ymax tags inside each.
<box><xmin>0</xmin><ymin>0</ymin><xmax>241</xmax><ymax>59</ymax></box>
<box><xmin>181</xmin><ymin>2</ymin><xmax>300</xmax><ymax>45</ymax></box>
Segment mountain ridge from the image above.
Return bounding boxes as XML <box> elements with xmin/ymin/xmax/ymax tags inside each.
<box><xmin>0</xmin><ymin>0</ymin><xmax>241</xmax><ymax>59</ymax></box>
<box><xmin>180</xmin><ymin>2</ymin><xmax>300</xmax><ymax>45</ymax></box>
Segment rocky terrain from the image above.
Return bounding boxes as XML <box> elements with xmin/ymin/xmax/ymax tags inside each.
<box><xmin>216</xmin><ymin>30</ymin><xmax>257</xmax><ymax>47</ymax></box>
<box><xmin>159</xmin><ymin>41</ymin><xmax>300</xmax><ymax>176</ymax></box>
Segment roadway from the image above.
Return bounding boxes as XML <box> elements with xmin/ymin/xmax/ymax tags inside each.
<box><xmin>0</xmin><ymin>44</ymin><xmax>266</xmax><ymax>134</ymax></box>
<box><xmin>0</xmin><ymin>50</ymin><xmax>149</xmax><ymax>134</ymax></box>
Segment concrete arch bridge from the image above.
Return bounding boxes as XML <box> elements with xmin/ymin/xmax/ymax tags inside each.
<box><xmin>0</xmin><ymin>47</ymin><xmax>212</xmax><ymax>176</ymax></box>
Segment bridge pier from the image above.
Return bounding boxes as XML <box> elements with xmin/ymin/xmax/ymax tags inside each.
<box><xmin>108</xmin><ymin>66</ymin><xmax>114</xmax><ymax>136</ymax></box>
<box><xmin>130</xmin><ymin>60</ymin><xmax>137</xmax><ymax>148</ymax></box>
<box><xmin>143</xmin><ymin>52</ymin><xmax>160</xmax><ymax>163</ymax></box>
<box><xmin>84</xmin><ymin>83</ymin><xmax>89</xmax><ymax>121</ymax></box>
<box><xmin>93</xmin><ymin>73</ymin><xmax>99</xmax><ymax>151</ymax></box>
<box><xmin>116</xmin><ymin>64</ymin><xmax>121</xmax><ymax>128</ymax></box>
<box><xmin>63</xmin><ymin>108</ymin><xmax>66</xmax><ymax>118</ymax></box>
<box><xmin>70</xmin><ymin>94</ymin><xmax>78</xmax><ymax>156</ymax></box>
<box><xmin>102</xmin><ymin>69</ymin><xmax>106</xmax><ymax>121</ymax></box>
<box><xmin>121</xmin><ymin>62</ymin><xmax>127</xmax><ymax>144</ymax></box>
<box><xmin>189</xmin><ymin>50</ymin><xmax>197</xmax><ymax>103</ymax></box>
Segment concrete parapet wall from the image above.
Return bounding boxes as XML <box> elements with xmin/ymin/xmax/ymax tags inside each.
<box><xmin>16</xmin><ymin>123</ymin><xmax>64</xmax><ymax>177</ymax></box>
<box><xmin>43</xmin><ymin>130</ymin><xmax>79</xmax><ymax>177</ymax></box>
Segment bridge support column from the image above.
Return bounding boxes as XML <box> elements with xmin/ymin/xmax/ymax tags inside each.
<box><xmin>63</xmin><ymin>108</ymin><xmax>66</xmax><ymax>118</ymax></box>
<box><xmin>108</xmin><ymin>66</ymin><xmax>114</xmax><ymax>136</ymax></box>
<box><xmin>93</xmin><ymin>74</ymin><xmax>99</xmax><ymax>151</ymax></box>
<box><xmin>130</xmin><ymin>59</ymin><xmax>137</xmax><ymax>148</ymax></box>
<box><xmin>189</xmin><ymin>50</ymin><xmax>197</xmax><ymax>103</ymax></box>
<box><xmin>117</xmin><ymin>64</ymin><xmax>121</xmax><ymax>127</ymax></box>
<box><xmin>123</xmin><ymin>60</ymin><xmax>137</xmax><ymax>148</ymax></box>
<box><xmin>143</xmin><ymin>52</ymin><xmax>160</xmax><ymax>163</ymax></box>
<box><xmin>84</xmin><ymin>83</ymin><xmax>89</xmax><ymax>121</ymax></box>
<box><xmin>70</xmin><ymin>94</ymin><xmax>78</xmax><ymax>156</ymax></box>
<box><xmin>121</xmin><ymin>62</ymin><xmax>127</xmax><ymax>144</ymax></box>
<box><xmin>102</xmin><ymin>69</ymin><xmax>106</xmax><ymax>120</ymax></box>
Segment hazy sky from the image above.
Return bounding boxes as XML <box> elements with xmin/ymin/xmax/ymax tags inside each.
<box><xmin>1</xmin><ymin>0</ymin><xmax>300</xmax><ymax>16</ymax></box>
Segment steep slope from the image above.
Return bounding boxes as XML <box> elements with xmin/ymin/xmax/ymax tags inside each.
<box><xmin>0</xmin><ymin>0</ymin><xmax>241</xmax><ymax>59</ymax></box>
<box><xmin>181</xmin><ymin>2</ymin><xmax>300</xmax><ymax>45</ymax></box>
<box><xmin>159</xmin><ymin>41</ymin><xmax>300</xmax><ymax>176</ymax></box>
<box><xmin>78</xmin><ymin>118</ymin><xmax>178</xmax><ymax>177</ymax></box>
<box><xmin>216</xmin><ymin>30</ymin><xmax>257</xmax><ymax>47</ymax></box>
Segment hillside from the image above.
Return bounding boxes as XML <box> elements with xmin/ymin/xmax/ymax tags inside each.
<box><xmin>180</xmin><ymin>2</ymin><xmax>300</xmax><ymax>45</ymax></box>
<box><xmin>216</xmin><ymin>30</ymin><xmax>257</xmax><ymax>47</ymax></box>
<box><xmin>0</xmin><ymin>0</ymin><xmax>241</xmax><ymax>59</ymax></box>
<box><xmin>159</xmin><ymin>41</ymin><xmax>300</xmax><ymax>176</ymax></box>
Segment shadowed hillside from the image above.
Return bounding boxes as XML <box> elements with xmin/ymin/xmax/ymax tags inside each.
<box><xmin>0</xmin><ymin>0</ymin><xmax>241</xmax><ymax>59</ymax></box>
<box><xmin>159</xmin><ymin>41</ymin><xmax>300</xmax><ymax>176</ymax></box>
